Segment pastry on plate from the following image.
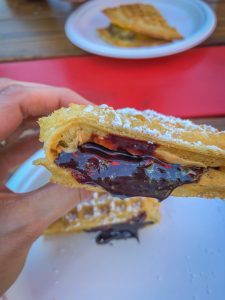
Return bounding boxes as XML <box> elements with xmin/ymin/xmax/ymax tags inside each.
<box><xmin>97</xmin><ymin>24</ymin><xmax>166</xmax><ymax>47</ymax></box>
<box><xmin>34</xmin><ymin>104</ymin><xmax>225</xmax><ymax>201</ymax></box>
<box><xmin>102</xmin><ymin>3</ymin><xmax>183</xmax><ymax>41</ymax></box>
<box><xmin>45</xmin><ymin>192</ymin><xmax>160</xmax><ymax>244</ymax></box>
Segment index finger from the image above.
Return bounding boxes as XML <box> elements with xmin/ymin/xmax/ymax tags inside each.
<box><xmin>0</xmin><ymin>79</ymin><xmax>92</xmax><ymax>140</ymax></box>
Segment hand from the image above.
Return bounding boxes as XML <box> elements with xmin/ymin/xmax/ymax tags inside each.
<box><xmin>0</xmin><ymin>79</ymin><xmax>92</xmax><ymax>295</ymax></box>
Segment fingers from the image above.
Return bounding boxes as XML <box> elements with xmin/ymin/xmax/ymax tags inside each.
<box><xmin>23</xmin><ymin>184</ymin><xmax>92</xmax><ymax>235</ymax></box>
<box><xmin>0</xmin><ymin>78</ymin><xmax>92</xmax><ymax>140</ymax></box>
<box><xmin>0</xmin><ymin>184</ymin><xmax>92</xmax><ymax>240</ymax></box>
<box><xmin>6</xmin><ymin>117</ymin><xmax>39</xmax><ymax>144</ymax></box>
<box><xmin>0</xmin><ymin>133</ymin><xmax>41</xmax><ymax>184</ymax></box>
<box><xmin>0</xmin><ymin>78</ymin><xmax>89</xmax><ymax>103</ymax></box>
<box><xmin>0</xmin><ymin>118</ymin><xmax>40</xmax><ymax>185</ymax></box>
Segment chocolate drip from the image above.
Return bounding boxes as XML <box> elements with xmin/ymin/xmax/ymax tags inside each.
<box><xmin>55</xmin><ymin>142</ymin><xmax>204</xmax><ymax>201</ymax></box>
<box><xmin>55</xmin><ymin>135</ymin><xmax>205</xmax><ymax>244</ymax></box>
<box><xmin>87</xmin><ymin>212</ymin><xmax>152</xmax><ymax>244</ymax></box>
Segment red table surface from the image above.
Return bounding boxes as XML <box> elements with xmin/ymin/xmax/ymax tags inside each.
<box><xmin>0</xmin><ymin>46</ymin><xmax>225</xmax><ymax>118</ymax></box>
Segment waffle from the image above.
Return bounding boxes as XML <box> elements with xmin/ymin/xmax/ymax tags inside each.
<box><xmin>98</xmin><ymin>24</ymin><xmax>166</xmax><ymax>47</ymax></box>
<box><xmin>45</xmin><ymin>193</ymin><xmax>160</xmax><ymax>234</ymax></box>
<box><xmin>34</xmin><ymin>104</ymin><xmax>225</xmax><ymax>200</ymax></box>
<box><xmin>102</xmin><ymin>4</ymin><xmax>183</xmax><ymax>41</ymax></box>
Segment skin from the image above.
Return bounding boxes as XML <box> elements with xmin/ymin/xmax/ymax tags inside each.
<box><xmin>0</xmin><ymin>78</ymin><xmax>93</xmax><ymax>296</ymax></box>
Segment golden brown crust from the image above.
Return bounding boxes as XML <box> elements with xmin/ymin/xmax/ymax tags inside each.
<box><xmin>34</xmin><ymin>104</ymin><xmax>225</xmax><ymax>199</ymax></box>
<box><xmin>38</xmin><ymin>104</ymin><xmax>225</xmax><ymax>159</ymax></box>
<box><xmin>102</xmin><ymin>4</ymin><xmax>183</xmax><ymax>41</ymax></box>
<box><xmin>45</xmin><ymin>193</ymin><xmax>160</xmax><ymax>234</ymax></box>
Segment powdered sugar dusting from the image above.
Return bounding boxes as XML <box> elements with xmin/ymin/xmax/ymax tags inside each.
<box><xmin>142</xmin><ymin>109</ymin><xmax>218</xmax><ymax>133</ymax></box>
<box><xmin>114</xmin><ymin>106</ymin><xmax>225</xmax><ymax>154</ymax></box>
<box><xmin>112</xmin><ymin>113</ymin><xmax>123</xmax><ymax>127</ymax></box>
<box><xmin>76</xmin><ymin>104</ymin><xmax>224</xmax><ymax>154</ymax></box>
<box><xmin>99</xmin><ymin>104</ymin><xmax>110</xmax><ymax>109</ymax></box>
<box><xmin>117</xmin><ymin>107</ymin><xmax>141</xmax><ymax>116</ymax></box>
<box><xmin>99</xmin><ymin>115</ymin><xmax>105</xmax><ymax>123</ymax></box>
<box><xmin>206</xmin><ymin>145</ymin><xmax>223</xmax><ymax>151</ymax></box>
<box><xmin>84</xmin><ymin>105</ymin><xmax>94</xmax><ymax>113</ymax></box>
<box><xmin>64</xmin><ymin>192</ymin><xmax>145</xmax><ymax>225</ymax></box>
<box><xmin>123</xmin><ymin>119</ymin><xmax>131</xmax><ymax>129</ymax></box>
<box><xmin>118</xmin><ymin>107</ymin><xmax>218</xmax><ymax>133</ymax></box>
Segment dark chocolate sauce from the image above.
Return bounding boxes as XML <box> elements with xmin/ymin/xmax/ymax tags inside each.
<box><xmin>55</xmin><ymin>141</ymin><xmax>204</xmax><ymax>201</ymax></box>
<box><xmin>91</xmin><ymin>134</ymin><xmax>158</xmax><ymax>156</ymax></box>
<box><xmin>87</xmin><ymin>212</ymin><xmax>152</xmax><ymax>244</ymax></box>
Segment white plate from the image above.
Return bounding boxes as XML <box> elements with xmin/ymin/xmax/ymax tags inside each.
<box><xmin>65</xmin><ymin>0</ymin><xmax>216</xmax><ymax>59</ymax></box>
<box><xmin>5</xmin><ymin>150</ymin><xmax>225</xmax><ymax>300</ymax></box>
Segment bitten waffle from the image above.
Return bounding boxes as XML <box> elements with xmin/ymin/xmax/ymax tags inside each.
<box><xmin>34</xmin><ymin>104</ymin><xmax>225</xmax><ymax>200</ymax></box>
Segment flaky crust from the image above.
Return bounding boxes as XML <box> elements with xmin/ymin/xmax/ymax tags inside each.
<box><xmin>34</xmin><ymin>104</ymin><xmax>225</xmax><ymax>199</ymax></box>
<box><xmin>103</xmin><ymin>4</ymin><xmax>183</xmax><ymax>41</ymax></box>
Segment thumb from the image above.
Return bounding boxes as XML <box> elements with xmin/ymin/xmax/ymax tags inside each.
<box><xmin>0</xmin><ymin>184</ymin><xmax>92</xmax><ymax>296</ymax></box>
<box><xmin>24</xmin><ymin>184</ymin><xmax>92</xmax><ymax>235</ymax></box>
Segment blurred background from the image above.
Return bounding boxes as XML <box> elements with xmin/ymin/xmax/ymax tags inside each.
<box><xmin>0</xmin><ymin>0</ymin><xmax>224</xmax><ymax>62</ymax></box>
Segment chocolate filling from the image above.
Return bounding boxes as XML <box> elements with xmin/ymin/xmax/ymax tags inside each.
<box><xmin>87</xmin><ymin>212</ymin><xmax>152</xmax><ymax>245</ymax></box>
<box><xmin>91</xmin><ymin>134</ymin><xmax>158</xmax><ymax>156</ymax></box>
<box><xmin>55</xmin><ymin>134</ymin><xmax>205</xmax><ymax>243</ymax></box>
<box><xmin>55</xmin><ymin>137</ymin><xmax>204</xmax><ymax>201</ymax></box>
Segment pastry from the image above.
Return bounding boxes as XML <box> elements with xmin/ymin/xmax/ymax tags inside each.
<box><xmin>98</xmin><ymin>24</ymin><xmax>166</xmax><ymax>47</ymax></box>
<box><xmin>102</xmin><ymin>4</ymin><xmax>183</xmax><ymax>41</ymax></box>
<box><xmin>45</xmin><ymin>192</ymin><xmax>160</xmax><ymax>244</ymax></box>
<box><xmin>34</xmin><ymin>104</ymin><xmax>225</xmax><ymax>201</ymax></box>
